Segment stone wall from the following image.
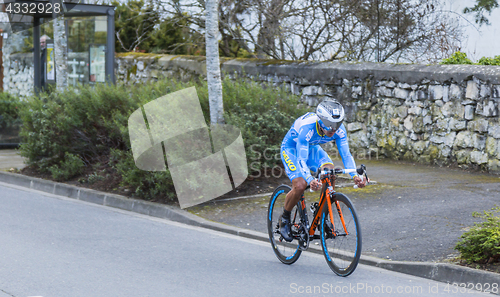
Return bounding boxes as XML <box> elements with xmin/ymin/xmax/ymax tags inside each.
<box><xmin>116</xmin><ymin>54</ymin><xmax>206</xmax><ymax>84</ymax></box>
<box><xmin>3</xmin><ymin>51</ymin><xmax>500</xmax><ymax>171</ymax></box>
<box><xmin>2</xmin><ymin>29</ymin><xmax>32</xmax><ymax>97</ymax></box>
<box><xmin>4</xmin><ymin>52</ymin><xmax>91</xmax><ymax>96</ymax></box>
<box><xmin>3</xmin><ymin>53</ymin><xmax>34</xmax><ymax>97</ymax></box>
<box><xmin>116</xmin><ymin>54</ymin><xmax>500</xmax><ymax>172</ymax></box>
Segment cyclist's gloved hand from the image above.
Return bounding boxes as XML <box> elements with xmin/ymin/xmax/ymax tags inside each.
<box><xmin>310</xmin><ymin>179</ymin><xmax>321</xmax><ymax>191</ymax></box>
<box><xmin>353</xmin><ymin>175</ymin><xmax>368</xmax><ymax>188</ymax></box>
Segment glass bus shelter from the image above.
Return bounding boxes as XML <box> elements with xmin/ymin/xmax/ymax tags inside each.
<box><xmin>2</xmin><ymin>0</ymin><xmax>115</xmax><ymax>93</ymax></box>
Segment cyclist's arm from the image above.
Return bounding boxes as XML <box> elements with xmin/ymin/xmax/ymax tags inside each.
<box><xmin>334</xmin><ymin>124</ymin><xmax>357</xmax><ymax>179</ymax></box>
<box><xmin>296</xmin><ymin>128</ymin><xmax>314</xmax><ymax>185</ymax></box>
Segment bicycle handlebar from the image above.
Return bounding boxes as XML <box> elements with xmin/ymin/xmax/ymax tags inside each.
<box><xmin>337</xmin><ymin>168</ymin><xmax>357</xmax><ymax>175</ymax></box>
<box><xmin>309</xmin><ymin>164</ymin><xmax>369</xmax><ymax>191</ymax></box>
<box><xmin>318</xmin><ymin>165</ymin><xmax>366</xmax><ymax>179</ymax></box>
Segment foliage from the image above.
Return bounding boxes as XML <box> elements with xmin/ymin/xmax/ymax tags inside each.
<box><xmin>477</xmin><ymin>55</ymin><xmax>500</xmax><ymax>65</ymax></box>
<box><xmin>441</xmin><ymin>51</ymin><xmax>500</xmax><ymax>65</ymax></box>
<box><xmin>67</xmin><ymin>17</ymin><xmax>104</xmax><ymax>53</ymax></box>
<box><xmin>80</xmin><ymin>172</ymin><xmax>105</xmax><ymax>184</ymax></box>
<box><xmin>20</xmin><ymin>18</ymin><xmax>55</xmax><ymax>53</ymax></box>
<box><xmin>18</xmin><ymin>80</ymin><xmax>187</xmax><ymax>201</ymax></box>
<box><xmin>113</xmin><ymin>0</ymin><xmax>200</xmax><ymax>54</ymax></box>
<box><xmin>113</xmin><ymin>0</ymin><xmax>160</xmax><ymax>52</ymax></box>
<box><xmin>455</xmin><ymin>206</ymin><xmax>500</xmax><ymax>264</ymax></box>
<box><xmin>149</xmin><ymin>15</ymin><xmax>204</xmax><ymax>55</ymax></box>
<box><xmin>440</xmin><ymin>51</ymin><xmax>474</xmax><ymax>65</ymax></box>
<box><xmin>110</xmin><ymin>149</ymin><xmax>176</xmax><ymax>202</ymax></box>
<box><xmin>463</xmin><ymin>0</ymin><xmax>499</xmax><ymax>26</ymax></box>
<box><xmin>149</xmin><ymin>15</ymin><xmax>188</xmax><ymax>54</ymax></box>
<box><xmin>177</xmin><ymin>76</ymin><xmax>307</xmax><ymax>172</ymax></box>
<box><xmin>48</xmin><ymin>152</ymin><xmax>85</xmax><ymax>181</ymax></box>
<box><xmin>226</xmin><ymin>107</ymin><xmax>294</xmax><ymax>174</ymax></box>
<box><xmin>19</xmin><ymin>76</ymin><xmax>305</xmax><ymax>203</ymax></box>
<box><xmin>18</xmin><ymin>83</ymin><xmax>140</xmax><ymax>170</ymax></box>
<box><xmin>219</xmin><ymin>38</ymin><xmax>254</xmax><ymax>58</ymax></box>
<box><xmin>0</xmin><ymin>92</ymin><xmax>22</xmax><ymax>130</ymax></box>
<box><xmin>217</xmin><ymin>77</ymin><xmax>308</xmax><ymax>173</ymax></box>
<box><xmin>21</xmin><ymin>28</ymin><xmax>33</xmax><ymax>53</ymax></box>
<box><xmin>40</xmin><ymin>19</ymin><xmax>54</xmax><ymax>39</ymax></box>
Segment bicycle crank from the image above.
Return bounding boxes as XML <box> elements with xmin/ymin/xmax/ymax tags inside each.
<box><xmin>298</xmin><ymin>226</ymin><xmax>310</xmax><ymax>250</ymax></box>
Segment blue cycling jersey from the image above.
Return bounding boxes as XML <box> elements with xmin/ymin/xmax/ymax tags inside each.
<box><xmin>281</xmin><ymin>112</ymin><xmax>357</xmax><ymax>183</ymax></box>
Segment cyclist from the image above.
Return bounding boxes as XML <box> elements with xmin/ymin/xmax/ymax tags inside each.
<box><xmin>279</xmin><ymin>99</ymin><xmax>367</xmax><ymax>242</ymax></box>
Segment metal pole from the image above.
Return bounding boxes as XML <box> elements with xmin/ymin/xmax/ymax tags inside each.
<box><xmin>106</xmin><ymin>8</ymin><xmax>115</xmax><ymax>84</ymax></box>
<box><xmin>34</xmin><ymin>17</ymin><xmax>41</xmax><ymax>94</ymax></box>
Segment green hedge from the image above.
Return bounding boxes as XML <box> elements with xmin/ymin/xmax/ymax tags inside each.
<box><xmin>455</xmin><ymin>207</ymin><xmax>500</xmax><ymax>264</ymax></box>
<box><xmin>441</xmin><ymin>51</ymin><xmax>500</xmax><ymax>66</ymax></box>
<box><xmin>0</xmin><ymin>92</ymin><xmax>22</xmax><ymax>131</ymax></box>
<box><xmin>18</xmin><ymin>77</ymin><xmax>307</xmax><ymax>202</ymax></box>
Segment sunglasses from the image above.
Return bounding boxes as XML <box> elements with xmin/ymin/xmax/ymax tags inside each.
<box><xmin>318</xmin><ymin>120</ymin><xmax>340</xmax><ymax>132</ymax></box>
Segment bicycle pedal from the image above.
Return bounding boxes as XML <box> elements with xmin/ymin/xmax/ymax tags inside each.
<box><xmin>298</xmin><ymin>232</ymin><xmax>310</xmax><ymax>250</ymax></box>
<box><xmin>298</xmin><ymin>239</ymin><xmax>309</xmax><ymax>251</ymax></box>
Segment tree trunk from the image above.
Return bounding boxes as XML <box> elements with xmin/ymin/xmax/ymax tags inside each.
<box><xmin>53</xmin><ymin>15</ymin><xmax>68</xmax><ymax>90</ymax></box>
<box><xmin>205</xmin><ymin>0</ymin><xmax>224</xmax><ymax>125</ymax></box>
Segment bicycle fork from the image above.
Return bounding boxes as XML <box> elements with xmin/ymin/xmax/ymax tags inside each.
<box><xmin>325</xmin><ymin>189</ymin><xmax>349</xmax><ymax>238</ymax></box>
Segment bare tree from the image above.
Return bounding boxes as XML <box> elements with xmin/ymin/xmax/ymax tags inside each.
<box><xmin>160</xmin><ymin>0</ymin><xmax>464</xmax><ymax>63</ymax></box>
<box><xmin>205</xmin><ymin>0</ymin><xmax>224</xmax><ymax>124</ymax></box>
<box><xmin>52</xmin><ymin>2</ymin><xmax>67</xmax><ymax>90</ymax></box>
<box><xmin>349</xmin><ymin>0</ymin><xmax>465</xmax><ymax>63</ymax></box>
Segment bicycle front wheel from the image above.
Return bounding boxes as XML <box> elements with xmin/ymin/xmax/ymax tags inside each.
<box><xmin>267</xmin><ymin>185</ymin><xmax>302</xmax><ymax>265</ymax></box>
<box><xmin>320</xmin><ymin>192</ymin><xmax>362</xmax><ymax>276</ymax></box>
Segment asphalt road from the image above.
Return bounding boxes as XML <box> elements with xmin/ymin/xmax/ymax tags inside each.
<box><xmin>0</xmin><ymin>183</ymin><xmax>493</xmax><ymax>297</ymax></box>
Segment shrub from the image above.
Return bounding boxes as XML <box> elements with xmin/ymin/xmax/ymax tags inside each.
<box><xmin>0</xmin><ymin>92</ymin><xmax>22</xmax><ymax>131</ymax></box>
<box><xmin>19</xmin><ymin>76</ymin><xmax>305</xmax><ymax>203</ymax></box>
<box><xmin>477</xmin><ymin>55</ymin><xmax>500</xmax><ymax>66</ymax></box>
<box><xmin>441</xmin><ymin>51</ymin><xmax>500</xmax><ymax>66</ymax></box>
<box><xmin>18</xmin><ymin>82</ymin><xmax>152</xmax><ymax>169</ymax></box>
<box><xmin>455</xmin><ymin>206</ymin><xmax>500</xmax><ymax>264</ymax></box>
<box><xmin>48</xmin><ymin>152</ymin><xmax>85</xmax><ymax>181</ymax></box>
<box><xmin>225</xmin><ymin>106</ymin><xmax>297</xmax><ymax>174</ymax></box>
<box><xmin>110</xmin><ymin>149</ymin><xmax>176</xmax><ymax>203</ymax></box>
<box><xmin>440</xmin><ymin>51</ymin><xmax>473</xmax><ymax>65</ymax></box>
<box><xmin>209</xmin><ymin>77</ymin><xmax>309</xmax><ymax>174</ymax></box>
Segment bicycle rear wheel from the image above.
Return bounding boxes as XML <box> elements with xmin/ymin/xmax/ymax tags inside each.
<box><xmin>320</xmin><ymin>192</ymin><xmax>362</xmax><ymax>276</ymax></box>
<box><xmin>267</xmin><ymin>185</ymin><xmax>302</xmax><ymax>264</ymax></box>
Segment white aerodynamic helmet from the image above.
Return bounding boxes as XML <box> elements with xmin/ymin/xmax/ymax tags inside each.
<box><xmin>316</xmin><ymin>99</ymin><xmax>345</xmax><ymax>131</ymax></box>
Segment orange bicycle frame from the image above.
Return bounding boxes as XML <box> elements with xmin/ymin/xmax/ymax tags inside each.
<box><xmin>308</xmin><ymin>173</ymin><xmax>349</xmax><ymax>237</ymax></box>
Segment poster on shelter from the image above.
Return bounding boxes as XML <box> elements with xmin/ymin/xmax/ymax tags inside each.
<box><xmin>89</xmin><ymin>44</ymin><xmax>106</xmax><ymax>82</ymax></box>
<box><xmin>46</xmin><ymin>44</ymin><xmax>55</xmax><ymax>81</ymax></box>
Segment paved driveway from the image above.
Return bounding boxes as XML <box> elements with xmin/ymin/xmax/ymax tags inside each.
<box><xmin>188</xmin><ymin>159</ymin><xmax>500</xmax><ymax>262</ymax></box>
<box><xmin>0</xmin><ymin>149</ymin><xmax>25</xmax><ymax>172</ymax></box>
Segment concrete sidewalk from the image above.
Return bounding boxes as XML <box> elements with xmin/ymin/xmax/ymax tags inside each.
<box><xmin>0</xmin><ymin>149</ymin><xmax>26</xmax><ymax>172</ymax></box>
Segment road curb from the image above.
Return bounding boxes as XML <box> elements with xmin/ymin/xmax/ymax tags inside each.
<box><xmin>1</xmin><ymin>171</ymin><xmax>499</xmax><ymax>290</ymax></box>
